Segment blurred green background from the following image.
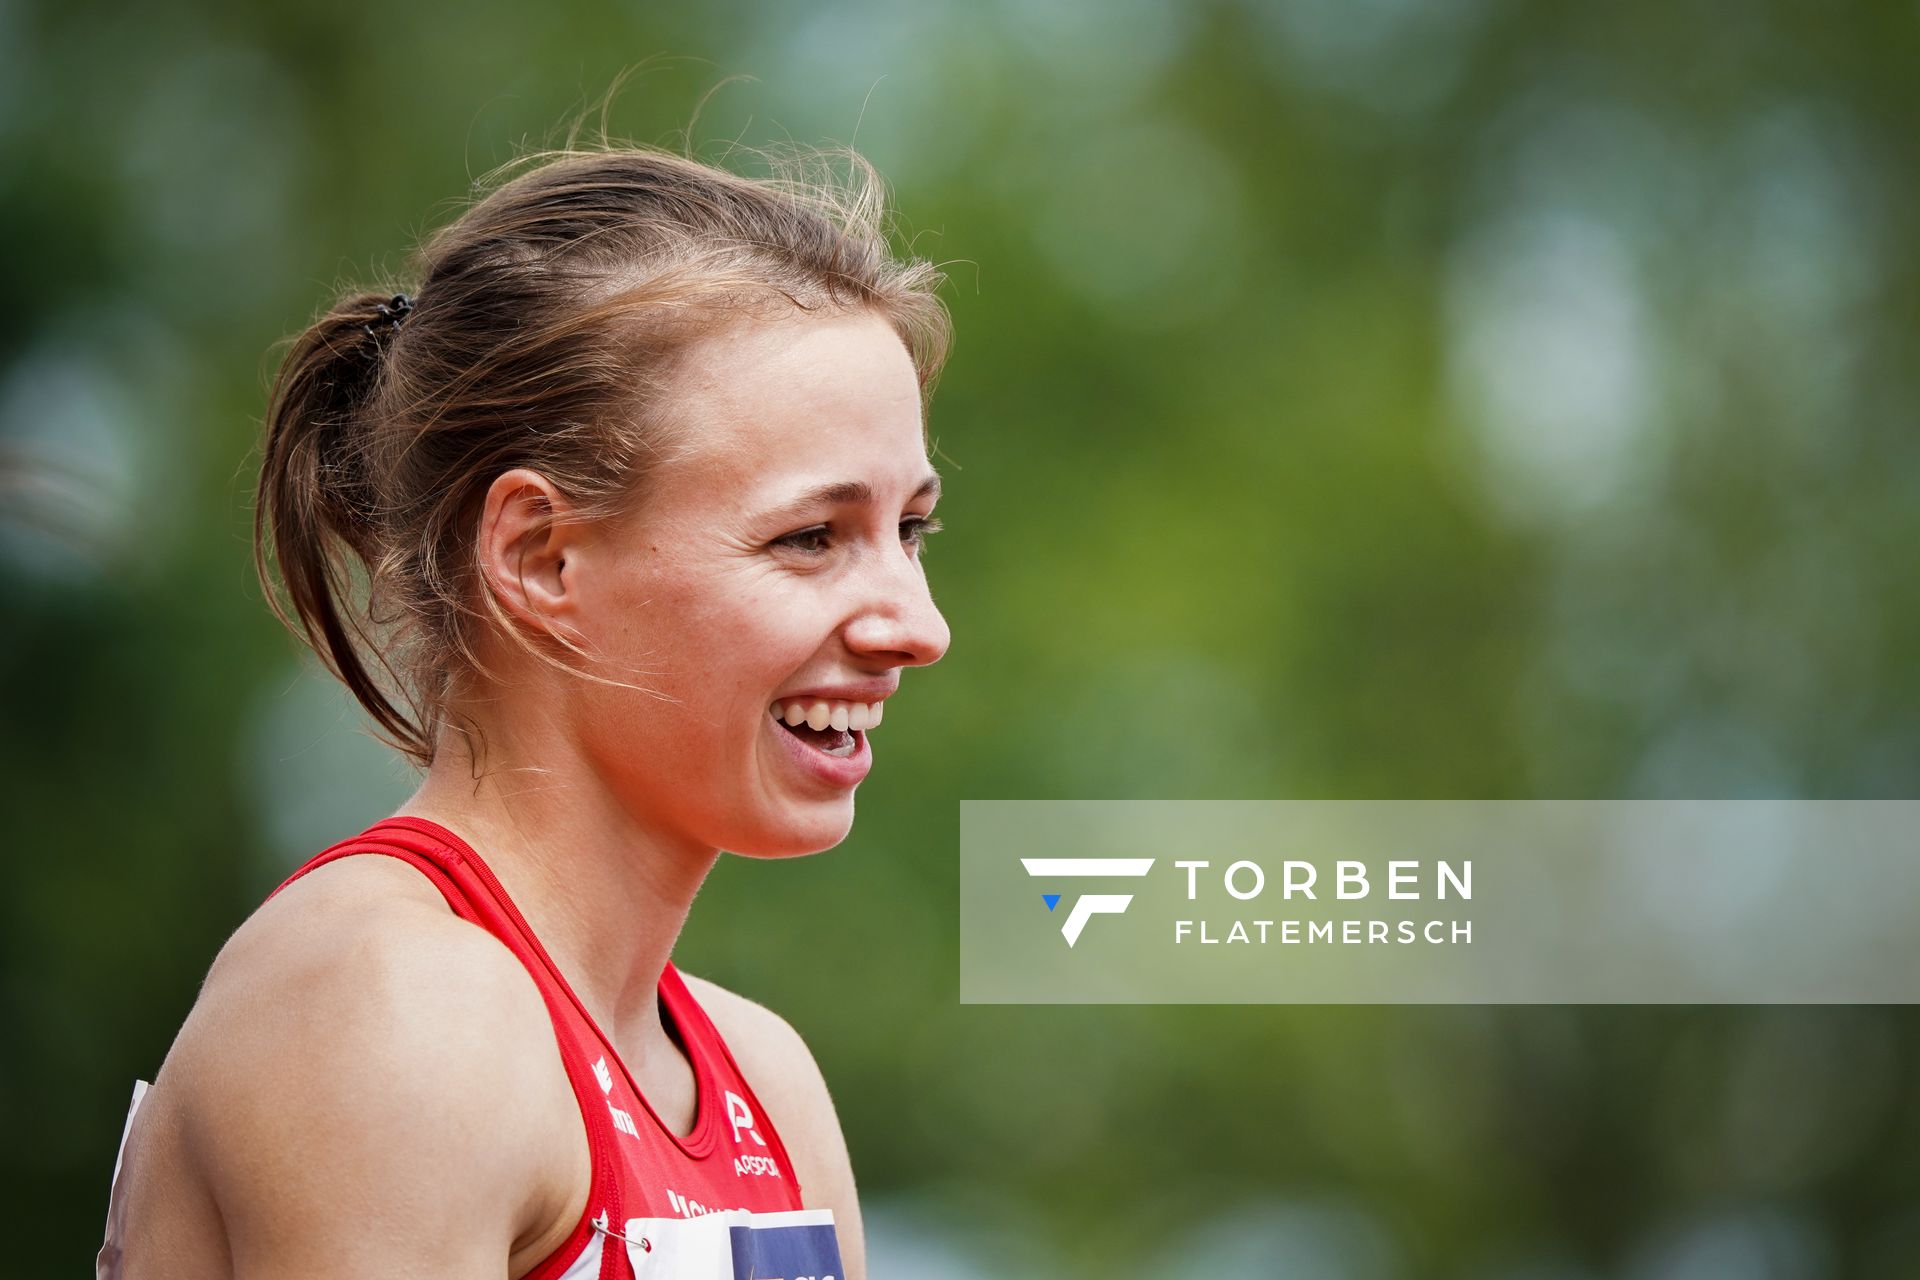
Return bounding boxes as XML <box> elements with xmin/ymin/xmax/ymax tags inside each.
<box><xmin>4</xmin><ymin>1</ymin><xmax>1918</xmax><ymax>1276</ymax></box>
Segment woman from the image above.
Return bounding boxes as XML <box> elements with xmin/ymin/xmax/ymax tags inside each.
<box><xmin>98</xmin><ymin>141</ymin><xmax>952</xmax><ymax>1279</ymax></box>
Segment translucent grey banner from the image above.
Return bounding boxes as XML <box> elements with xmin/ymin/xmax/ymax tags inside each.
<box><xmin>959</xmin><ymin>801</ymin><xmax>1920</xmax><ymax>1004</ymax></box>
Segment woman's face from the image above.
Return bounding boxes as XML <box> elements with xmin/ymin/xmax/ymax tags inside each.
<box><xmin>563</xmin><ymin>309</ymin><xmax>950</xmax><ymax>857</ymax></box>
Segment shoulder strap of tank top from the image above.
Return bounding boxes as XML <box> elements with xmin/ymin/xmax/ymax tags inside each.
<box><xmin>271</xmin><ymin>816</ymin><xmax>470</xmax><ymax>911</ymax></box>
<box><xmin>274</xmin><ymin>817</ymin><xmax>577</xmax><ymax>1000</ymax></box>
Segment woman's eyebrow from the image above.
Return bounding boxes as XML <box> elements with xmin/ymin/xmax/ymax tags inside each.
<box><xmin>757</xmin><ymin>473</ymin><xmax>941</xmax><ymax>522</ymax></box>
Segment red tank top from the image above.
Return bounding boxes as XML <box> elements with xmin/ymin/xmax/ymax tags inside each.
<box><xmin>268</xmin><ymin>815</ymin><xmax>845</xmax><ymax>1280</ymax></box>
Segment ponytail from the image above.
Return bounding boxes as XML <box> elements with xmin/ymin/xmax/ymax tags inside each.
<box><xmin>254</xmin><ymin>291</ymin><xmax>430</xmax><ymax>762</ymax></box>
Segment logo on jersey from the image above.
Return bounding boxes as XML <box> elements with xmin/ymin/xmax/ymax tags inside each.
<box><xmin>725</xmin><ymin>1089</ymin><xmax>767</xmax><ymax>1147</ymax></box>
<box><xmin>593</xmin><ymin>1054</ymin><xmax>641</xmax><ymax>1139</ymax></box>
<box><xmin>1022</xmin><ymin>857</ymin><xmax>1156</xmax><ymax>946</ymax></box>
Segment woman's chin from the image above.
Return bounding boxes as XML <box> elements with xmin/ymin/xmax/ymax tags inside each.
<box><xmin>727</xmin><ymin>803</ymin><xmax>856</xmax><ymax>859</ymax></box>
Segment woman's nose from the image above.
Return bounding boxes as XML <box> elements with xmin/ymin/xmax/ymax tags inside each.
<box><xmin>842</xmin><ymin>550</ymin><xmax>951</xmax><ymax>669</ymax></box>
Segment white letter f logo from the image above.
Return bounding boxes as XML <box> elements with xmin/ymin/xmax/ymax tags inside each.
<box><xmin>1021</xmin><ymin>858</ymin><xmax>1155</xmax><ymax>946</ymax></box>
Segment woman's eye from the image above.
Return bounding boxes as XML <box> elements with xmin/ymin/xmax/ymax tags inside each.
<box><xmin>901</xmin><ymin>515</ymin><xmax>944</xmax><ymax>552</ymax></box>
<box><xmin>773</xmin><ymin>525</ymin><xmax>833</xmax><ymax>554</ymax></box>
<box><xmin>773</xmin><ymin>516</ymin><xmax>943</xmax><ymax>557</ymax></box>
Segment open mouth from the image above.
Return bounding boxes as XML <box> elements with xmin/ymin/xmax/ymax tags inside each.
<box><xmin>768</xmin><ymin>699</ymin><xmax>883</xmax><ymax>760</ymax></box>
<box><xmin>777</xmin><ymin>719</ymin><xmax>860</xmax><ymax>758</ymax></box>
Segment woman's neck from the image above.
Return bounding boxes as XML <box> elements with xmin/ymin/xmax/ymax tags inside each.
<box><xmin>393</xmin><ymin>713</ymin><xmax>721</xmax><ymax>1054</ymax></box>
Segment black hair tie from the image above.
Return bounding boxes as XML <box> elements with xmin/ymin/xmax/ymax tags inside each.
<box><xmin>363</xmin><ymin>293</ymin><xmax>415</xmax><ymax>338</ymax></box>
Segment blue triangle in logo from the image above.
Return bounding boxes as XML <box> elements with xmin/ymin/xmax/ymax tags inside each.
<box><xmin>1043</xmin><ymin>893</ymin><xmax>1061</xmax><ymax>912</ymax></box>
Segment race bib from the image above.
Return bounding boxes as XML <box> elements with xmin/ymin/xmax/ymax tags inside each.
<box><xmin>618</xmin><ymin>1207</ymin><xmax>841</xmax><ymax>1279</ymax></box>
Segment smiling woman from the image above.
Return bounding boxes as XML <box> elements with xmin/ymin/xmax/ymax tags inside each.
<box><xmin>95</xmin><ymin>138</ymin><xmax>953</xmax><ymax>1280</ymax></box>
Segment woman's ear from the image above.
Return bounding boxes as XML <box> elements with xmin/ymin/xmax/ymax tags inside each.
<box><xmin>476</xmin><ymin>468</ymin><xmax>589</xmax><ymax>644</ymax></box>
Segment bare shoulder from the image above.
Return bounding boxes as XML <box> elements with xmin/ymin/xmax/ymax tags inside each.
<box><xmin>678</xmin><ymin>971</ymin><xmax>868</xmax><ymax>1279</ymax></box>
<box><xmin>178</xmin><ymin>855</ymin><xmax>560</xmax><ymax>1111</ymax></box>
<box><xmin>129</xmin><ymin>856</ymin><xmax>585</xmax><ymax>1277</ymax></box>
<box><xmin>675</xmin><ymin>971</ymin><xmax>835</xmax><ymax>1154</ymax></box>
<box><xmin>678</xmin><ymin>971</ymin><xmax>816</xmax><ymax>1086</ymax></box>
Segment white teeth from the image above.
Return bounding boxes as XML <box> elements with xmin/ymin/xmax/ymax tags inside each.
<box><xmin>771</xmin><ymin>697</ymin><xmax>887</xmax><ymax>733</ymax></box>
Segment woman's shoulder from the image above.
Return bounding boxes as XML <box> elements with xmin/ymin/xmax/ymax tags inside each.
<box><xmin>675</xmin><ymin>969</ymin><xmax>845</xmax><ymax>1142</ymax></box>
<box><xmin>186</xmin><ymin>853</ymin><xmax>554</xmax><ymax>1080</ymax></box>
<box><xmin>676</xmin><ymin>970</ymin><xmax>813</xmax><ymax>1069</ymax></box>
<box><xmin>675</xmin><ymin>970</ymin><xmax>865</xmax><ymax>1267</ymax></box>
<box><xmin>133</xmin><ymin>854</ymin><xmax>585</xmax><ymax>1273</ymax></box>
